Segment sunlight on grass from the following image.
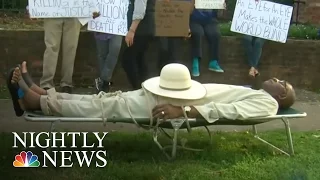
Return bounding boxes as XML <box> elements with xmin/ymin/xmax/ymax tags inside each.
<box><xmin>0</xmin><ymin>130</ymin><xmax>319</xmax><ymax>180</ymax></box>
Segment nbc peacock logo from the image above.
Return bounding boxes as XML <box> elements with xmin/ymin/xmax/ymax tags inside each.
<box><xmin>13</xmin><ymin>151</ymin><xmax>40</xmax><ymax>167</ymax></box>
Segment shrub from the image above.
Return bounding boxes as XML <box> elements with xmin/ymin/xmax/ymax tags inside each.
<box><xmin>0</xmin><ymin>0</ymin><xmax>27</xmax><ymax>9</ymax></box>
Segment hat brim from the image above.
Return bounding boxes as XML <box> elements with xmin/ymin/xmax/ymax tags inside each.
<box><xmin>142</xmin><ymin>77</ymin><xmax>207</xmax><ymax>100</ymax></box>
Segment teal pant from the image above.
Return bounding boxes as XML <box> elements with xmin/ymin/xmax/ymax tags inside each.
<box><xmin>243</xmin><ymin>35</ymin><xmax>266</xmax><ymax>68</ymax></box>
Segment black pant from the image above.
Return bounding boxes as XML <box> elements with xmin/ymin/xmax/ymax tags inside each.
<box><xmin>190</xmin><ymin>19</ymin><xmax>220</xmax><ymax>60</ymax></box>
<box><xmin>157</xmin><ymin>37</ymin><xmax>182</xmax><ymax>74</ymax></box>
<box><xmin>122</xmin><ymin>35</ymin><xmax>152</xmax><ymax>90</ymax></box>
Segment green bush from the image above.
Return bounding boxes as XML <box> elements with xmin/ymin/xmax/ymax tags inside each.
<box><xmin>0</xmin><ymin>0</ymin><xmax>27</xmax><ymax>10</ymax></box>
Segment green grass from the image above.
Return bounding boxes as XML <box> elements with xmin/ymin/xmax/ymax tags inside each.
<box><xmin>1</xmin><ymin>130</ymin><xmax>320</xmax><ymax>179</ymax></box>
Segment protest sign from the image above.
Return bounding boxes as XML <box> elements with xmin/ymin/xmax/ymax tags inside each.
<box><xmin>87</xmin><ymin>0</ymin><xmax>129</xmax><ymax>36</ymax></box>
<box><xmin>28</xmin><ymin>0</ymin><xmax>96</xmax><ymax>18</ymax></box>
<box><xmin>155</xmin><ymin>1</ymin><xmax>190</xmax><ymax>37</ymax></box>
<box><xmin>195</xmin><ymin>0</ymin><xmax>225</xmax><ymax>9</ymax></box>
<box><xmin>230</xmin><ymin>0</ymin><xmax>293</xmax><ymax>43</ymax></box>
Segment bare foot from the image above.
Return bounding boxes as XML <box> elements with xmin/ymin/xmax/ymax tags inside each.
<box><xmin>249</xmin><ymin>67</ymin><xmax>255</xmax><ymax>77</ymax></box>
<box><xmin>11</xmin><ymin>67</ymin><xmax>21</xmax><ymax>84</ymax></box>
<box><xmin>254</xmin><ymin>69</ymin><xmax>260</xmax><ymax>76</ymax></box>
<box><xmin>21</xmin><ymin>61</ymin><xmax>28</xmax><ymax>73</ymax></box>
<box><xmin>8</xmin><ymin>66</ymin><xmax>26</xmax><ymax>115</ymax></box>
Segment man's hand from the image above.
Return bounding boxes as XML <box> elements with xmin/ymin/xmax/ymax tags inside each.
<box><xmin>92</xmin><ymin>11</ymin><xmax>101</xmax><ymax>19</ymax></box>
<box><xmin>152</xmin><ymin>104</ymin><xmax>183</xmax><ymax>121</ymax></box>
<box><xmin>125</xmin><ymin>29</ymin><xmax>135</xmax><ymax>47</ymax></box>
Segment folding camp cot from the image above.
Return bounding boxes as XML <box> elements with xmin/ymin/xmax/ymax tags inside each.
<box><xmin>24</xmin><ymin>108</ymin><xmax>307</xmax><ymax>160</ymax></box>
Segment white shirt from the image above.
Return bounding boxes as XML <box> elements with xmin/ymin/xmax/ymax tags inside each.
<box><xmin>55</xmin><ymin>83</ymin><xmax>279</xmax><ymax>123</ymax></box>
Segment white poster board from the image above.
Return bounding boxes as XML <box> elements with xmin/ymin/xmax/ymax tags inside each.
<box><xmin>230</xmin><ymin>0</ymin><xmax>293</xmax><ymax>43</ymax></box>
<box><xmin>195</xmin><ymin>0</ymin><xmax>225</xmax><ymax>9</ymax></box>
<box><xmin>28</xmin><ymin>0</ymin><xmax>96</xmax><ymax>18</ymax></box>
<box><xmin>87</xmin><ymin>0</ymin><xmax>129</xmax><ymax>36</ymax></box>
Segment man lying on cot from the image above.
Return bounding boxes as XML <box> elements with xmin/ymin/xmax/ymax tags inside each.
<box><xmin>7</xmin><ymin>62</ymin><xmax>296</xmax><ymax>123</ymax></box>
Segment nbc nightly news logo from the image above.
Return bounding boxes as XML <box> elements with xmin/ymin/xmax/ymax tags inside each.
<box><xmin>12</xmin><ymin>132</ymin><xmax>109</xmax><ymax>168</ymax></box>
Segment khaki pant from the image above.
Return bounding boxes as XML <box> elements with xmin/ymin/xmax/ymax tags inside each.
<box><xmin>39</xmin><ymin>88</ymin><xmax>152</xmax><ymax>119</ymax></box>
<box><xmin>40</xmin><ymin>18</ymin><xmax>81</xmax><ymax>89</ymax></box>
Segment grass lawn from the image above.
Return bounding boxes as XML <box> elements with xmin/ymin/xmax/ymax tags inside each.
<box><xmin>0</xmin><ymin>130</ymin><xmax>319</xmax><ymax>180</ymax></box>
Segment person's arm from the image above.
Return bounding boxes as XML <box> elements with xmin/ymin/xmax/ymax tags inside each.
<box><xmin>192</xmin><ymin>95</ymin><xmax>279</xmax><ymax>122</ymax></box>
<box><xmin>129</xmin><ymin>0</ymin><xmax>148</xmax><ymax>33</ymax></box>
<box><xmin>153</xmin><ymin>89</ymin><xmax>279</xmax><ymax>122</ymax></box>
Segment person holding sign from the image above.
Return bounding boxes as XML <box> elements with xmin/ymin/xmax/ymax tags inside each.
<box><xmin>238</xmin><ymin>0</ymin><xmax>268</xmax><ymax>77</ymax></box>
<box><xmin>93</xmin><ymin>32</ymin><xmax>123</xmax><ymax>93</ymax></box>
<box><xmin>121</xmin><ymin>0</ymin><xmax>155</xmax><ymax>90</ymax></box>
<box><xmin>40</xmin><ymin>17</ymin><xmax>82</xmax><ymax>93</ymax></box>
<box><xmin>243</xmin><ymin>35</ymin><xmax>266</xmax><ymax>77</ymax></box>
<box><xmin>189</xmin><ymin>0</ymin><xmax>226</xmax><ymax>77</ymax></box>
<box><xmin>156</xmin><ymin>0</ymin><xmax>195</xmax><ymax>74</ymax></box>
<box><xmin>25</xmin><ymin>4</ymin><xmax>99</xmax><ymax>94</ymax></box>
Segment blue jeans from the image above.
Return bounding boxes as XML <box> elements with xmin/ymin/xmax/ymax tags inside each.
<box><xmin>243</xmin><ymin>35</ymin><xmax>265</xmax><ymax>68</ymax></box>
<box><xmin>190</xmin><ymin>19</ymin><xmax>220</xmax><ymax>60</ymax></box>
<box><xmin>95</xmin><ymin>35</ymin><xmax>123</xmax><ymax>82</ymax></box>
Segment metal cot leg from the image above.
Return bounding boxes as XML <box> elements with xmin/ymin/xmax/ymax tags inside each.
<box><xmin>251</xmin><ymin>120</ymin><xmax>294</xmax><ymax>157</ymax></box>
<box><xmin>281</xmin><ymin>117</ymin><xmax>294</xmax><ymax>155</ymax></box>
<box><xmin>170</xmin><ymin>120</ymin><xmax>185</xmax><ymax>159</ymax></box>
<box><xmin>46</xmin><ymin>122</ymin><xmax>56</xmax><ymax>153</ymax></box>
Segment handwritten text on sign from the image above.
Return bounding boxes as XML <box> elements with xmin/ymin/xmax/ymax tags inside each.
<box><xmin>88</xmin><ymin>0</ymin><xmax>129</xmax><ymax>36</ymax></box>
<box><xmin>155</xmin><ymin>1</ymin><xmax>190</xmax><ymax>37</ymax></box>
<box><xmin>28</xmin><ymin>0</ymin><xmax>96</xmax><ymax>18</ymax></box>
<box><xmin>195</xmin><ymin>0</ymin><xmax>225</xmax><ymax>9</ymax></box>
<box><xmin>230</xmin><ymin>0</ymin><xmax>293</xmax><ymax>43</ymax></box>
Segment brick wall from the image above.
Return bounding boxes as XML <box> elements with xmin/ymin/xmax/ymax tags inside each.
<box><xmin>289</xmin><ymin>0</ymin><xmax>320</xmax><ymax>25</ymax></box>
<box><xmin>0</xmin><ymin>30</ymin><xmax>320</xmax><ymax>90</ymax></box>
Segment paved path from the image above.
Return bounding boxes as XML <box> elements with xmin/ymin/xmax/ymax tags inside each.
<box><xmin>0</xmin><ymin>89</ymin><xmax>319</xmax><ymax>133</ymax></box>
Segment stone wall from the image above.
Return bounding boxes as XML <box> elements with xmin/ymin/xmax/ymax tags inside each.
<box><xmin>0</xmin><ymin>30</ymin><xmax>320</xmax><ymax>90</ymax></box>
<box><xmin>292</xmin><ymin>0</ymin><xmax>320</xmax><ymax>25</ymax></box>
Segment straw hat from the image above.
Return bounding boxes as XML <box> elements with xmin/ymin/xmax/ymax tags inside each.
<box><xmin>142</xmin><ymin>63</ymin><xmax>207</xmax><ymax>100</ymax></box>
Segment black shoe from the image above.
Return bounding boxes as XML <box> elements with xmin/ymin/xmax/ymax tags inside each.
<box><xmin>102</xmin><ymin>82</ymin><xmax>112</xmax><ymax>92</ymax></box>
<box><xmin>95</xmin><ymin>78</ymin><xmax>111</xmax><ymax>93</ymax></box>
<box><xmin>95</xmin><ymin>78</ymin><xmax>103</xmax><ymax>93</ymax></box>
<box><xmin>61</xmin><ymin>86</ymin><xmax>72</xmax><ymax>93</ymax></box>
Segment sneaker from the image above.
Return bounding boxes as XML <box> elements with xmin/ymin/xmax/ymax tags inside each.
<box><xmin>102</xmin><ymin>81</ymin><xmax>112</xmax><ymax>93</ymax></box>
<box><xmin>208</xmin><ymin>60</ymin><xmax>224</xmax><ymax>73</ymax></box>
<box><xmin>95</xmin><ymin>78</ymin><xmax>111</xmax><ymax>93</ymax></box>
<box><xmin>192</xmin><ymin>58</ymin><xmax>200</xmax><ymax>77</ymax></box>
<box><xmin>95</xmin><ymin>78</ymin><xmax>102</xmax><ymax>92</ymax></box>
<box><xmin>95</xmin><ymin>77</ymin><xmax>104</xmax><ymax>93</ymax></box>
